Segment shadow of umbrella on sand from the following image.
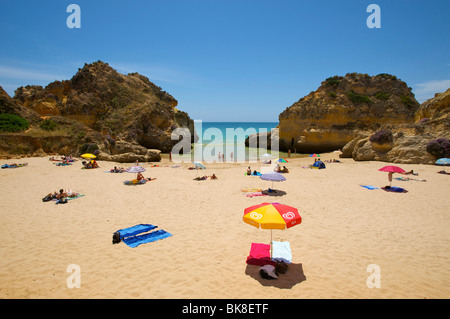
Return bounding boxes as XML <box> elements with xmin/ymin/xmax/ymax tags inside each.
<box><xmin>378</xmin><ymin>165</ymin><xmax>405</xmax><ymax>186</ymax></box>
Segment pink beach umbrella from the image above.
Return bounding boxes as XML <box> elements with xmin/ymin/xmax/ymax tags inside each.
<box><xmin>378</xmin><ymin>165</ymin><xmax>405</xmax><ymax>186</ymax></box>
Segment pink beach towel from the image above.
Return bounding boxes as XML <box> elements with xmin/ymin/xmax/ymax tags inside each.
<box><xmin>246</xmin><ymin>243</ymin><xmax>275</xmax><ymax>266</ymax></box>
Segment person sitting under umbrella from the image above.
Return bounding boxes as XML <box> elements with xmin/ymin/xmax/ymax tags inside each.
<box><xmin>137</xmin><ymin>172</ymin><xmax>157</xmax><ymax>182</ymax></box>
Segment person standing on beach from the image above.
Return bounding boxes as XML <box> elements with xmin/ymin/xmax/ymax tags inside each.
<box><xmin>218</xmin><ymin>152</ymin><xmax>221</xmax><ymax>162</ymax></box>
<box><xmin>230</xmin><ymin>151</ymin><xmax>234</xmax><ymax>162</ymax></box>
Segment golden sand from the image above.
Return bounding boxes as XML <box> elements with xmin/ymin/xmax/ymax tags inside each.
<box><xmin>0</xmin><ymin>153</ymin><xmax>449</xmax><ymax>298</ymax></box>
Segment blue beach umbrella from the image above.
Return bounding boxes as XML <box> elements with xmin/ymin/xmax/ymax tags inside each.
<box><xmin>436</xmin><ymin>158</ymin><xmax>450</xmax><ymax>172</ymax></box>
<box><xmin>193</xmin><ymin>162</ymin><xmax>206</xmax><ymax>170</ymax></box>
<box><xmin>436</xmin><ymin>158</ymin><xmax>450</xmax><ymax>165</ymax></box>
<box><xmin>260</xmin><ymin>171</ymin><xmax>286</xmax><ymax>190</ymax></box>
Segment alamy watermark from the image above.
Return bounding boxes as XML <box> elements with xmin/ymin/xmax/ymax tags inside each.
<box><xmin>366</xmin><ymin>264</ymin><xmax>381</xmax><ymax>288</ymax></box>
<box><xmin>66</xmin><ymin>4</ymin><xmax>81</xmax><ymax>29</ymax></box>
<box><xmin>66</xmin><ymin>264</ymin><xmax>81</xmax><ymax>288</ymax></box>
<box><xmin>366</xmin><ymin>4</ymin><xmax>381</xmax><ymax>29</ymax></box>
<box><xmin>171</xmin><ymin>120</ymin><xmax>279</xmax><ymax>163</ymax></box>
<box><xmin>65</xmin><ymin>4</ymin><xmax>381</xmax><ymax>30</ymax></box>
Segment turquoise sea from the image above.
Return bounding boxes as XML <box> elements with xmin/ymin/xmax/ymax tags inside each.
<box><xmin>175</xmin><ymin>121</ymin><xmax>280</xmax><ymax>163</ymax></box>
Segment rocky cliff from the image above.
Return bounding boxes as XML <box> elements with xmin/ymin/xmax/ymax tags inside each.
<box><xmin>278</xmin><ymin>73</ymin><xmax>420</xmax><ymax>153</ymax></box>
<box><xmin>340</xmin><ymin>88</ymin><xmax>450</xmax><ymax>164</ymax></box>
<box><xmin>1</xmin><ymin>61</ymin><xmax>196</xmax><ymax>160</ymax></box>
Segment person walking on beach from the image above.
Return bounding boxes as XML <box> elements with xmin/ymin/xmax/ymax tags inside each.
<box><xmin>218</xmin><ymin>152</ymin><xmax>222</xmax><ymax>162</ymax></box>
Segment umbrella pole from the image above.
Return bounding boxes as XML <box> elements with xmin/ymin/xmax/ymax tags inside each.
<box><xmin>270</xmin><ymin>229</ymin><xmax>273</xmax><ymax>259</ymax></box>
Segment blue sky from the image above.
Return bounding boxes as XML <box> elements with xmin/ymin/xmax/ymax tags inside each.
<box><xmin>1</xmin><ymin>0</ymin><xmax>449</xmax><ymax>122</ymax></box>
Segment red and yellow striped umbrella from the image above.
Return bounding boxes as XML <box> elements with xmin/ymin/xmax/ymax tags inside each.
<box><xmin>243</xmin><ymin>202</ymin><xmax>301</xmax><ymax>230</ymax></box>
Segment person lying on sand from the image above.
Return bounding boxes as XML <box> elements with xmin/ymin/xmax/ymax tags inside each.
<box><xmin>44</xmin><ymin>189</ymin><xmax>78</xmax><ymax>200</ymax></box>
<box><xmin>82</xmin><ymin>161</ymin><xmax>92</xmax><ymax>168</ymax></box>
<box><xmin>194</xmin><ymin>175</ymin><xmax>208</xmax><ymax>181</ymax></box>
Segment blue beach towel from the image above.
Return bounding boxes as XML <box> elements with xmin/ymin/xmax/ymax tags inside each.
<box><xmin>360</xmin><ymin>185</ymin><xmax>379</xmax><ymax>190</ymax></box>
<box><xmin>116</xmin><ymin>224</ymin><xmax>157</xmax><ymax>240</ymax></box>
<box><xmin>382</xmin><ymin>186</ymin><xmax>407</xmax><ymax>193</ymax></box>
<box><xmin>271</xmin><ymin>241</ymin><xmax>292</xmax><ymax>263</ymax></box>
<box><xmin>123</xmin><ymin>229</ymin><xmax>172</xmax><ymax>248</ymax></box>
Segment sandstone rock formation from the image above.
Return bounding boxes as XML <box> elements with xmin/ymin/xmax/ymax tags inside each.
<box><xmin>278</xmin><ymin>73</ymin><xmax>420</xmax><ymax>153</ymax></box>
<box><xmin>0</xmin><ymin>86</ymin><xmax>40</xmax><ymax>124</ymax></box>
<box><xmin>1</xmin><ymin>61</ymin><xmax>196</xmax><ymax>161</ymax></box>
<box><xmin>340</xmin><ymin>88</ymin><xmax>450</xmax><ymax>164</ymax></box>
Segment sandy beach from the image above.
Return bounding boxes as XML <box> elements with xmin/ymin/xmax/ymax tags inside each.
<box><xmin>0</xmin><ymin>153</ymin><xmax>449</xmax><ymax>299</ymax></box>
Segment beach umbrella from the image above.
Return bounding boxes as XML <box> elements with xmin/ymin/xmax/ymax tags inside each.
<box><xmin>436</xmin><ymin>158</ymin><xmax>450</xmax><ymax>172</ymax></box>
<box><xmin>126</xmin><ymin>165</ymin><xmax>146</xmax><ymax>178</ymax></box>
<box><xmin>309</xmin><ymin>153</ymin><xmax>320</xmax><ymax>157</ymax></box>
<box><xmin>260</xmin><ymin>171</ymin><xmax>286</xmax><ymax>190</ymax></box>
<box><xmin>378</xmin><ymin>165</ymin><xmax>405</xmax><ymax>186</ymax></box>
<box><xmin>81</xmin><ymin>153</ymin><xmax>96</xmax><ymax>159</ymax></box>
<box><xmin>276</xmin><ymin>158</ymin><xmax>288</xmax><ymax>163</ymax></box>
<box><xmin>243</xmin><ymin>202</ymin><xmax>301</xmax><ymax>255</ymax></box>
<box><xmin>193</xmin><ymin>161</ymin><xmax>206</xmax><ymax>170</ymax></box>
<box><xmin>436</xmin><ymin>158</ymin><xmax>450</xmax><ymax>165</ymax></box>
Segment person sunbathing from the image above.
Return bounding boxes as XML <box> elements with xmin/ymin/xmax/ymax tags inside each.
<box><xmin>47</xmin><ymin>189</ymin><xmax>77</xmax><ymax>200</ymax></box>
<box><xmin>82</xmin><ymin>161</ymin><xmax>92</xmax><ymax>168</ymax></box>
<box><xmin>137</xmin><ymin>173</ymin><xmax>145</xmax><ymax>181</ymax></box>
<box><xmin>210</xmin><ymin>174</ymin><xmax>218</xmax><ymax>180</ymax></box>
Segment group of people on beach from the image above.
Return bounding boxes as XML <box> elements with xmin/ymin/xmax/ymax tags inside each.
<box><xmin>42</xmin><ymin>188</ymin><xmax>79</xmax><ymax>203</ymax></box>
<box><xmin>49</xmin><ymin>155</ymin><xmax>76</xmax><ymax>162</ymax></box>
<box><xmin>323</xmin><ymin>159</ymin><xmax>341</xmax><ymax>163</ymax></box>
<box><xmin>82</xmin><ymin>160</ymin><xmax>99</xmax><ymax>169</ymax></box>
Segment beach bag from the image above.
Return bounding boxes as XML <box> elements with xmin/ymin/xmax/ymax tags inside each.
<box><xmin>112</xmin><ymin>232</ymin><xmax>121</xmax><ymax>244</ymax></box>
<box><xmin>42</xmin><ymin>195</ymin><xmax>53</xmax><ymax>202</ymax></box>
<box><xmin>56</xmin><ymin>198</ymin><xmax>68</xmax><ymax>204</ymax></box>
<box><xmin>275</xmin><ymin>260</ymin><xmax>288</xmax><ymax>274</ymax></box>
